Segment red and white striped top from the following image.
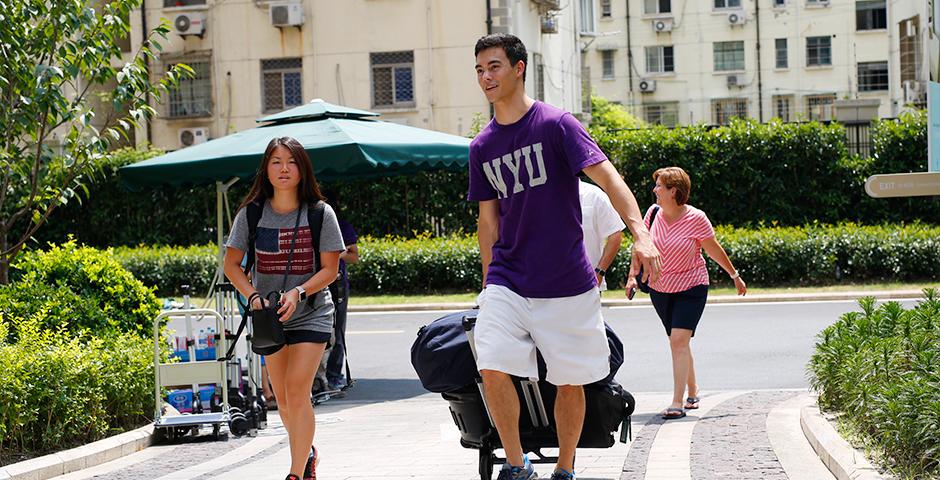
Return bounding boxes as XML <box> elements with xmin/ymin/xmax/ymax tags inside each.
<box><xmin>644</xmin><ymin>205</ymin><xmax>715</xmax><ymax>293</ymax></box>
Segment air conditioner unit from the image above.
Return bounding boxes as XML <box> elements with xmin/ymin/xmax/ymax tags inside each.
<box><xmin>179</xmin><ymin>127</ymin><xmax>208</xmax><ymax>147</ymax></box>
<box><xmin>173</xmin><ymin>13</ymin><xmax>205</xmax><ymax>36</ymax></box>
<box><xmin>727</xmin><ymin>11</ymin><xmax>746</xmax><ymax>25</ymax></box>
<box><xmin>638</xmin><ymin>79</ymin><xmax>657</xmax><ymax>93</ymax></box>
<box><xmin>540</xmin><ymin>15</ymin><xmax>558</xmax><ymax>34</ymax></box>
<box><xmin>652</xmin><ymin>18</ymin><xmax>673</xmax><ymax>33</ymax></box>
<box><xmin>903</xmin><ymin>80</ymin><xmax>926</xmax><ymax>104</ymax></box>
<box><xmin>270</xmin><ymin>2</ymin><xmax>304</xmax><ymax>27</ymax></box>
<box><xmin>533</xmin><ymin>0</ymin><xmax>561</xmax><ymax>9</ymax></box>
<box><xmin>726</xmin><ymin>74</ymin><xmax>748</xmax><ymax>87</ymax></box>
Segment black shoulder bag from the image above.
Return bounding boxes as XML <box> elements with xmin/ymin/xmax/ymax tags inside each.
<box><xmin>248</xmin><ymin>207</ymin><xmax>303</xmax><ymax>351</ymax></box>
<box><xmin>635</xmin><ymin>205</ymin><xmax>660</xmax><ymax>294</ymax></box>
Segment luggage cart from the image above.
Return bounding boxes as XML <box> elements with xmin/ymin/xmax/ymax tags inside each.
<box><xmin>153</xmin><ymin>308</ymin><xmax>229</xmax><ymax>441</ymax></box>
<box><xmin>446</xmin><ymin>315</ymin><xmax>635</xmax><ymax>480</ymax></box>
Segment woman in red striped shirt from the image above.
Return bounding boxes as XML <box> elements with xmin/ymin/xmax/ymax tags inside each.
<box><xmin>626</xmin><ymin>167</ymin><xmax>747</xmax><ymax>420</ymax></box>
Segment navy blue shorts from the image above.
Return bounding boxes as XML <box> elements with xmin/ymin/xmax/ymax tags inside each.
<box><xmin>253</xmin><ymin>329</ymin><xmax>331</xmax><ymax>356</ymax></box>
<box><xmin>649</xmin><ymin>284</ymin><xmax>709</xmax><ymax>336</ymax></box>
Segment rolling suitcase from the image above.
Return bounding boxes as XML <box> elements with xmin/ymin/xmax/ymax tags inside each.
<box><xmin>442</xmin><ymin>314</ymin><xmax>635</xmax><ymax>480</ymax></box>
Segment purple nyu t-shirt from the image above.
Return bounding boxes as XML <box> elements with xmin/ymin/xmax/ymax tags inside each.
<box><xmin>467</xmin><ymin>101</ymin><xmax>608</xmax><ymax>298</ymax></box>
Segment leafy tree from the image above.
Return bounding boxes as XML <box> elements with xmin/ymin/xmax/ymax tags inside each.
<box><xmin>0</xmin><ymin>0</ymin><xmax>190</xmax><ymax>283</ymax></box>
<box><xmin>588</xmin><ymin>94</ymin><xmax>644</xmax><ymax>136</ymax></box>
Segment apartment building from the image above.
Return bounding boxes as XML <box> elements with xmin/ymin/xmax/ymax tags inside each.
<box><xmin>127</xmin><ymin>0</ymin><xmax>587</xmax><ymax>150</ymax></box>
<box><xmin>584</xmin><ymin>0</ymin><xmax>927</xmax><ymax>126</ymax></box>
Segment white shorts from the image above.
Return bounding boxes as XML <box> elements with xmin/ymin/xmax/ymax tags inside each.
<box><xmin>475</xmin><ymin>284</ymin><xmax>610</xmax><ymax>386</ymax></box>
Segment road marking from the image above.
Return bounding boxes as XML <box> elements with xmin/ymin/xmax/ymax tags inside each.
<box><xmin>349</xmin><ymin>309</ymin><xmax>464</xmax><ymax>317</ymax></box>
<box><xmin>346</xmin><ymin>330</ymin><xmax>405</xmax><ymax>335</ymax></box>
<box><xmin>610</xmin><ymin>298</ymin><xmax>916</xmax><ymax>310</ymax></box>
<box><xmin>52</xmin><ymin>445</ymin><xmax>176</xmax><ymax>480</ymax></box>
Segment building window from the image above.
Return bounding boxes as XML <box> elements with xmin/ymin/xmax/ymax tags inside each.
<box><xmin>533</xmin><ymin>53</ymin><xmax>545</xmax><ymax>101</ymax></box>
<box><xmin>806</xmin><ymin>36</ymin><xmax>832</xmax><ymax>67</ymax></box>
<box><xmin>601</xmin><ymin>0</ymin><xmax>612</xmax><ymax>17</ymax></box>
<box><xmin>167</xmin><ymin>60</ymin><xmax>211</xmax><ymax>118</ymax></box>
<box><xmin>371</xmin><ymin>51</ymin><xmax>415</xmax><ymax>108</ymax></box>
<box><xmin>773</xmin><ymin>0</ymin><xmax>786</xmax><ymax>7</ymax></box>
<box><xmin>900</xmin><ymin>17</ymin><xmax>922</xmax><ymax>84</ymax></box>
<box><xmin>775</xmin><ymin>38</ymin><xmax>788</xmax><ymax>69</ymax></box>
<box><xmin>805</xmin><ymin>94</ymin><xmax>835</xmax><ymax>120</ymax></box>
<box><xmin>644</xmin><ymin>0</ymin><xmax>671</xmax><ymax>14</ymax></box>
<box><xmin>711</xmin><ymin>98</ymin><xmax>748</xmax><ymax>125</ymax></box>
<box><xmin>856</xmin><ymin>0</ymin><xmax>887</xmax><ymax>30</ymax></box>
<box><xmin>645</xmin><ymin>46</ymin><xmax>675</xmax><ymax>74</ymax></box>
<box><xmin>714</xmin><ymin>41</ymin><xmax>745</xmax><ymax>71</ymax></box>
<box><xmin>163</xmin><ymin>0</ymin><xmax>205</xmax><ymax>7</ymax></box>
<box><xmin>601</xmin><ymin>50</ymin><xmax>615</xmax><ymax>79</ymax></box>
<box><xmin>580</xmin><ymin>0</ymin><xmax>596</xmax><ymax>33</ymax></box>
<box><xmin>714</xmin><ymin>0</ymin><xmax>741</xmax><ymax>9</ymax></box>
<box><xmin>645</xmin><ymin>102</ymin><xmax>679</xmax><ymax>127</ymax></box>
<box><xmin>261</xmin><ymin>58</ymin><xmax>302</xmax><ymax>113</ymax></box>
<box><xmin>773</xmin><ymin>95</ymin><xmax>793</xmax><ymax>122</ymax></box>
<box><xmin>858</xmin><ymin>61</ymin><xmax>889</xmax><ymax>91</ymax></box>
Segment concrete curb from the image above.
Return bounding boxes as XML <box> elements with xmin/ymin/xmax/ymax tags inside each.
<box><xmin>348</xmin><ymin>289</ymin><xmax>926</xmax><ymax>312</ymax></box>
<box><xmin>800</xmin><ymin>401</ymin><xmax>886</xmax><ymax>480</ymax></box>
<box><xmin>0</xmin><ymin>424</ymin><xmax>153</xmax><ymax>480</ymax></box>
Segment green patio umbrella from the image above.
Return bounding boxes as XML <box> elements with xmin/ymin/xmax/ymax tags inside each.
<box><xmin>119</xmin><ymin>99</ymin><xmax>471</xmax><ymax>189</ymax></box>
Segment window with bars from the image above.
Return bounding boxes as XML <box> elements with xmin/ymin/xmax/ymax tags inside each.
<box><xmin>806</xmin><ymin>36</ymin><xmax>832</xmax><ymax>66</ymax></box>
<box><xmin>775</xmin><ymin>39</ymin><xmax>788</xmax><ymax>69</ymax></box>
<box><xmin>714</xmin><ymin>0</ymin><xmax>741</xmax><ymax>9</ymax></box>
<box><xmin>645</xmin><ymin>46</ymin><xmax>674</xmax><ymax>74</ymax></box>
<box><xmin>644</xmin><ymin>0</ymin><xmax>671</xmax><ymax>14</ymax></box>
<box><xmin>163</xmin><ymin>0</ymin><xmax>205</xmax><ymax>7</ymax></box>
<box><xmin>714</xmin><ymin>41</ymin><xmax>744</xmax><ymax>71</ymax></box>
<box><xmin>773</xmin><ymin>95</ymin><xmax>793</xmax><ymax>122</ymax></box>
<box><xmin>856</xmin><ymin>0</ymin><xmax>886</xmax><ymax>30</ymax></box>
<box><xmin>580</xmin><ymin>0</ymin><xmax>596</xmax><ymax>32</ymax></box>
<box><xmin>711</xmin><ymin>98</ymin><xmax>748</xmax><ymax>125</ymax></box>
<box><xmin>644</xmin><ymin>103</ymin><xmax>679</xmax><ymax>127</ymax></box>
<box><xmin>533</xmin><ymin>53</ymin><xmax>545</xmax><ymax>101</ymax></box>
<box><xmin>773</xmin><ymin>0</ymin><xmax>786</xmax><ymax>7</ymax></box>
<box><xmin>167</xmin><ymin>60</ymin><xmax>211</xmax><ymax>118</ymax></box>
<box><xmin>371</xmin><ymin>51</ymin><xmax>415</xmax><ymax>108</ymax></box>
<box><xmin>602</xmin><ymin>50</ymin><xmax>615</xmax><ymax>79</ymax></box>
<box><xmin>601</xmin><ymin>0</ymin><xmax>612</xmax><ymax>17</ymax></box>
<box><xmin>899</xmin><ymin>17</ymin><xmax>921</xmax><ymax>84</ymax></box>
<box><xmin>261</xmin><ymin>58</ymin><xmax>303</xmax><ymax>113</ymax></box>
<box><xmin>805</xmin><ymin>94</ymin><xmax>835</xmax><ymax>120</ymax></box>
<box><xmin>858</xmin><ymin>61</ymin><xmax>888</xmax><ymax>91</ymax></box>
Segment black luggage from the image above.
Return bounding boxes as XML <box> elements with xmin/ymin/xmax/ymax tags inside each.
<box><xmin>421</xmin><ymin>314</ymin><xmax>636</xmax><ymax>480</ymax></box>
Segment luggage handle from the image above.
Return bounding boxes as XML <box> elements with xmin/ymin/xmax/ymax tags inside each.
<box><xmin>463</xmin><ymin>315</ymin><xmax>550</xmax><ymax>428</ymax></box>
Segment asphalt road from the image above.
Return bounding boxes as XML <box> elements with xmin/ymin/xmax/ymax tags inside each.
<box><xmin>340</xmin><ymin>298</ymin><xmax>919</xmax><ymax>401</ymax></box>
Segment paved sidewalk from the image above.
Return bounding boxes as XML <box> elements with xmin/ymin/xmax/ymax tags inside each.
<box><xmin>50</xmin><ymin>389</ymin><xmax>833</xmax><ymax>480</ymax></box>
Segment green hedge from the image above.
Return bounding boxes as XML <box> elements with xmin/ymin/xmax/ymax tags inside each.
<box><xmin>113</xmin><ymin>244</ymin><xmax>217</xmax><ymax>297</ymax></box>
<box><xmin>0</xmin><ymin>319</ymin><xmax>154</xmax><ymax>457</ymax></box>
<box><xmin>809</xmin><ymin>291</ymin><xmax>940</xmax><ymax>479</ymax></box>
<box><xmin>32</xmin><ymin>112</ymin><xmax>935</xmax><ymax>248</ymax></box>
<box><xmin>114</xmin><ymin>223</ymin><xmax>940</xmax><ymax>296</ymax></box>
<box><xmin>0</xmin><ymin>241</ymin><xmax>161</xmax><ymax>339</ymax></box>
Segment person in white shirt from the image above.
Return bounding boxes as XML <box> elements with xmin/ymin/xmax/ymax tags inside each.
<box><xmin>580</xmin><ymin>180</ymin><xmax>626</xmax><ymax>290</ymax></box>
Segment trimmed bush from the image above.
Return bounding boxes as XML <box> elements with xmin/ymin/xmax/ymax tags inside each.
<box><xmin>113</xmin><ymin>223</ymin><xmax>940</xmax><ymax>295</ymax></box>
<box><xmin>113</xmin><ymin>244</ymin><xmax>217</xmax><ymax>297</ymax></box>
<box><xmin>0</xmin><ymin>319</ymin><xmax>155</xmax><ymax>458</ymax></box>
<box><xmin>0</xmin><ymin>240</ymin><xmax>161</xmax><ymax>338</ymax></box>
<box><xmin>808</xmin><ymin>290</ymin><xmax>940</xmax><ymax>479</ymax></box>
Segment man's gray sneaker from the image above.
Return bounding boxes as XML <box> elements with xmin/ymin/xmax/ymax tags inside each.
<box><xmin>496</xmin><ymin>455</ymin><xmax>537</xmax><ymax>480</ymax></box>
<box><xmin>549</xmin><ymin>467</ymin><xmax>575</xmax><ymax>480</ymax></box>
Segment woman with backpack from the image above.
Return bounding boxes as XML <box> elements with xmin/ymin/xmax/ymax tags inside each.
<box><xmin>625</xmin><ymin>166</ymin><xmax>746</xmax><ymax>420</ymax></box>
<box><xmin>224</xmin><ymin>137</ymin><xmax>346</xmax><ymax>480</ymax></box>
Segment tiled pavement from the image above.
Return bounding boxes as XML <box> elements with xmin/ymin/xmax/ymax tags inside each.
<box><xmin>51</xmin><ymin>389</ymin><xmax>834</xmax><ymax>480</ymax></box>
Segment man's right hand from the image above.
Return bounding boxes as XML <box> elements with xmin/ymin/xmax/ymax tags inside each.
<box><xmin>632</xmin><ymin>232</ymin><xmax>662</xmax><ymax>285</ymax></box>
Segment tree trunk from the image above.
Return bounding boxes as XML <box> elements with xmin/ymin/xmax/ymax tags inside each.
<box><xmin>0</xmin><ymin>229</ymin><xmax>8</xmax><ymax>285</ymax></box>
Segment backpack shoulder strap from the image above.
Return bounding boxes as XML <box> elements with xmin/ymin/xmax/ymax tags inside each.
<box><xmin>647</xmin><ymin>205</ymin><xmax>661</xmax><ymax>228</ymax></box>
<box><xmin>243</xmin><ymin>200</ymin><xmax>264</xmax><ymax>275</ymax></box>
<box><xmin>307</xmin><ymin>201</ymin><xmax>327</xmax><ymax>272</ymax></box>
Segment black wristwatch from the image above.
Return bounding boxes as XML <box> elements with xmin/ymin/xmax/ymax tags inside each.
<box><xmin>594</xmin><ymin>267</ymin><xmax>606</xmax><ymax>277</ymax></box>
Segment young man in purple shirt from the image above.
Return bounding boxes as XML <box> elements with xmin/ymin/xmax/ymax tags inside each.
<box><xmin>468</xmin><ymin>33</ymin><xmax>662</xmax><ymax>480</ymax></box>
